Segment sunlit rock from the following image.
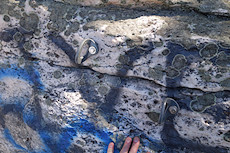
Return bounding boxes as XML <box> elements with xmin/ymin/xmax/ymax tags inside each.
<box><xmin>0</xmin><ymin>0</ymin><xmax>229</xmax><ymax>152</ymax></box>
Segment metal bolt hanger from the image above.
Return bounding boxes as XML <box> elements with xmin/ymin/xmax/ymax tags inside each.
<box><xmin>75</xmin><ymin>38</ymin><xmax>99</xmax><ymax>65</ymax></box>
<box><xmin>158</xmin><ymin>98</ymin><xmax>180</xmax><ymax>124</ymax></box>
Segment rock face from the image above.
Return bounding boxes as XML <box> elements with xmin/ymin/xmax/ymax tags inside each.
<box><xmin>57</xmin><ymin>0</ymin><xmax>230</xmax><ymax>16</ymax></box>
<box><xmin>0</xmin><ymin>0</ymin><xmax>229</xmax><ymax>153</ymax></box>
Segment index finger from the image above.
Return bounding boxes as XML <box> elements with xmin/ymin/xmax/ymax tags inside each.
<box><xmin>107</xmin><ymin>142</ymin><xmax>114</xmax><ymax>153</ymax></box>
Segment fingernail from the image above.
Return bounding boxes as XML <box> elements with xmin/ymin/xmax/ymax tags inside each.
<box><xmin>126</xmin><ymin>137</ymin><xmax>131</xmax><ymax>143</ymax></box>
<box><xmin>134</xmin><ymin>137</ymin><xmax>139</xmax><ymax>143</ymax></box>
<box><xmin>109</xmin><ymin>143</ymin><xmax>114</xmax><ymax>148</ymax></box>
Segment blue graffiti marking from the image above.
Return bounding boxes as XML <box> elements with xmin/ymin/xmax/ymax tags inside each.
<box><xmin>38</xmin><ymin>119</ymin><xmax>119</xmax><ymax>153</ymax></box>
<box><xmin>0</xmin><ymin>64</ymin><xmax>44</xmax><ymax>90</ymax></box>
<box><xmin>4</xmin><ymin>128</ymin><xmax>26</xmax><ymax>151</ymax></box>
<box><xmin>0</xmin><ymin>64</ymin><xmax>120</xmax><ymax>153</ymax></box>
<box><xmin>70</xmin><ymin>119</ymin><xmax>119</xmax><ymax>153</ymax></box>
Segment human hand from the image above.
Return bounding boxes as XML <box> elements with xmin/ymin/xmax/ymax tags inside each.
<box><xmin>107</xmin><ymin>137</ymin><xmax>150</xmax><ymax>153</ymax></box>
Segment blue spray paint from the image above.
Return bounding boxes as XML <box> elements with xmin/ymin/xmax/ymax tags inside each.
<box><xmin>0</xmin><ymin>64</ymin><xmax>44</xmax><ymax>90</ymax></box>
<box><xmin>4</xmin><ymin>128</ymin><xmax>26</xmax><ymax>151</ymax></box>
<box><xmin>37</xmin><ymin>119</ymin><xmax>119</xmax><ymax>153</ymax></box>
<box><xmin>0</xmin><ymin>64</ymin><xmax>120</xmax><ymax>153</ymax></box>
<box><xmin>70</xmin><ymin>119</ymin><xmax>119</xmax><ymax>153</ymax></box>
<box><xmin>0</xmin><ymin>64</ymin><xmax>44</xmax><ymax>152</ymax></box>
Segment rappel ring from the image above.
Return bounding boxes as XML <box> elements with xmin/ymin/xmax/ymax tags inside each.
<box><xmin>75</xmin><ymin>39</ymin><xmax>99</xmax><ymax>65</ymax></box>
<box><xmin>158</xmin><ymin>98</ymin><xmax>180</xmax><ymax>124</ymax></box>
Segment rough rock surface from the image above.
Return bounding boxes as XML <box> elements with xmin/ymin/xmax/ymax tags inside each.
<box><xmin>57</xmin><ymin>0</ymin><xmax>230</xmax><ymax>17</ymax></box>
<box><xmin>0</xmin><ymin>0</ymin><xmax>229</xmax><ymax>153</ymax></box>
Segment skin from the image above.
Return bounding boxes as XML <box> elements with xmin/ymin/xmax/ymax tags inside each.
<box><xmin>107</xmin><ymin>137</ymin><xmax>151</xmax><ymax>153</ymax></box>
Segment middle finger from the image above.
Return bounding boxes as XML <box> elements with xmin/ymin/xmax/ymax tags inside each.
<box><xmin>120</xmin><ymin>137</ymin><xmax>132</xmax><ymax>153</ymax></box>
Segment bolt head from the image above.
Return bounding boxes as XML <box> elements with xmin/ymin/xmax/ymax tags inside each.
<box><xmin>89</xmin><ymin>46</ymin><xmax>97</xmax><ymax>54</ymax></box>
<box><xmin>169</xmin><ymin>106</ymin><xmax>178</xmax><ymax>114</ymax></box>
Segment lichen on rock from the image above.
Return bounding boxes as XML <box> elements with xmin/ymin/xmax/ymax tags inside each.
<box><xmin>190</xmin><ymin>94</ymin><xmax>216</xmax><ymax>112</ymax></box>
<box><xmin>148</xmin><ymin>65</ymin><xmax>164</xmax><ymax>80</ymax></box>
<box><xmin>199</xmin><ymin>43</ymin><xmax>219</xmax><ymax>59</ymax></box>
<box><xmin>166</xmin><ymin>66</ymin><xmax>180</xmax><ymax>78</ymax></box>
<box><xmin>172</xmin><ymin>54</ymin><xmax>187</xmax><ymax>70</ymax></box>
<box><xmin>20</xmin><ymin>13</ymin><xmax>39</xmax><ymax>32</ymax></box>
<box><xmin>215</xmin><ymin>51</ymin><xmax>230</xmax><ymax>67</ymax></box>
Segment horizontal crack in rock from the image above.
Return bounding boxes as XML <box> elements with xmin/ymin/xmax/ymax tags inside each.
<box><xmin>35</xmin><ymin>57</ymin><xmax>229</xmax><ymax>93</ymax></box>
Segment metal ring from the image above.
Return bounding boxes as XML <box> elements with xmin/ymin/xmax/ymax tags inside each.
<box><xmin>75</xmin><ymin>39</ymin><xmax>98</xmax><ymax>65</ymax></box>
<box><xmin>158</xmin><ymin>99</ymin><xmax>167</xmax><ymax>124</ymax></box>
<box><xmin>158</xmin><ymin>98</ymin><xmax>180</xmax><ymax>124</ymax></box>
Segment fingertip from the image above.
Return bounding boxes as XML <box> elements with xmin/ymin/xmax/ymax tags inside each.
<box><xmin>120</xmin><ymin>137</ymin><xmax>133</xmax><ymax>153</ymax></box>
<box><xmin>125</xmin><ymin>137</ymin><xmax>132</xmax><ymax>143</ymax></box>
<box><xmin>107</xmin><ymin>142</ymin><xmax>114</xmax><ymax>153</ymax></box>
<box><xmin>108</xmin><ymin>142</ymin><xmax>114</xmax><ymax>148</ymax></box>
<box><xmin>133</xmin><ymin>137</ymin><xmax>140</xmax><ymax>143</ymax></box>
<box><xmin>129</xmin><ymin>137</ymin><xmax>140</xmax><ymax>153</ymax></box>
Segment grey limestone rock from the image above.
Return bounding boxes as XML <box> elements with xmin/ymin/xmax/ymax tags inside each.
<box><xmin>0</xmin><ymin>0</ymin><xmax>229</xmax><ymax>153</ymax></box>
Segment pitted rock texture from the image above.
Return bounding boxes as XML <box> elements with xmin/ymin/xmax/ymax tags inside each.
<box><xmin>0</xmin><ymin>0</ymin><xmax>230</xmax><ymax>153</ymax></box>
<box><xmin>56</xmin><ymin>0</ymin><xmax>230</xmax><ymax>16</ymax></box>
